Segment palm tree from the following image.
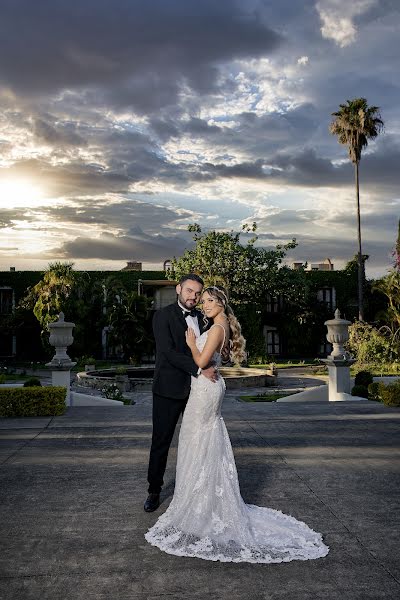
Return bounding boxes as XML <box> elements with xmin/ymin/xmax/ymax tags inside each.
<box><xmin>330</xmin><ymin>98</ymin><xmax>384</xmax><ymax>321</ymax></box>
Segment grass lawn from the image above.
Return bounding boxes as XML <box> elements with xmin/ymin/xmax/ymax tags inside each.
<box><xmin>249</xmin><ymin>360</ymin><xmax>320</xmax><ymax>369</ymax></box>
<box><xmin>249</xmin><ymin>359</ymin><xmax>400</xmax><ymax>376</ymax></box>
<box><xmin>0</xmin><ymin>374</ymin><xmax>31</xmax><ymax>382</ymax></box>
<box><xmin>239</xmin><ymin>391</ymin><xmax>298</xmax><ymax>402</ymax></box>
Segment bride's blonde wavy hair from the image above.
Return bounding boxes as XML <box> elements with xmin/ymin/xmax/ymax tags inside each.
<box><xmin>201</xmin><ymin>286</ymin><xmax>246</xmax><ymax>365</ymax></box>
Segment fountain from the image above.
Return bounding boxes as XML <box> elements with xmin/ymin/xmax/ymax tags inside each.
<box><xmin>77</xmin><ymin>365</ymin><xmax>276</xmax><ymax>391</ymax></box>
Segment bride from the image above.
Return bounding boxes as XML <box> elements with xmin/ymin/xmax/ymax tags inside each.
<box><xmin>145</xmin><ymin>286</ymin><xmax>329</xmax><ymax>563</ymax></box>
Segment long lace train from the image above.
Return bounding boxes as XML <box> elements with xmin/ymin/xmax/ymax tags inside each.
<box><xmin>145</xmin><ymin>329</ymin><xmax>329</xmax><ymax>563</ymax></box>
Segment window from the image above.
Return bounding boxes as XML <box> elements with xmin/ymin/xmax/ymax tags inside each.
<box><xmin>317</xmin><ymin>287</ymin><xmax>336</xmax><ymax>310</ymax></box>
<box><xmin>0</xmin><ymin>333</ymin><xmax>14</xmax><ymax>357</ymax></box>
<box><xmin>267</xmin><ymin>330</ymin><xmax>280</xmax><ymax>355</ymax></box>
<box><xmin>0</xmin><ymin>288</ymin><xmax>13</xmax><ymax>315</ymax></box>
<box><xmin>265</xmin><ymin>293</ymin><xmax>282</xmax><ymax>313</ymax></box>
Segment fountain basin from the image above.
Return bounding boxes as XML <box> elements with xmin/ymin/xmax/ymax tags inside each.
<box><xmin>76</xmin><ymin>366</ymin><xmax>275</xmax><ymax>391</ymax></box>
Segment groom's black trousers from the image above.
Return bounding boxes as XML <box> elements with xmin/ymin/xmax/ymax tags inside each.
<box><xmin>147</xmin><ymin>392</ymin><xmax>188</xmax><ymax>494</ymax></box>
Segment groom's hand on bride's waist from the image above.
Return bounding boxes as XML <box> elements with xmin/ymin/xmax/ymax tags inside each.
<box><xmin>201</xmin><ymin>364</ymin><xmax>219</xmax><ymax>383</ymax></box>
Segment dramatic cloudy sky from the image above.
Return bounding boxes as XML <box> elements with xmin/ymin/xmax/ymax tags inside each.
<box><xmin>0</xmin><ymin>0</ymin><xmax>399</xmax><ymax>277</ymax></box>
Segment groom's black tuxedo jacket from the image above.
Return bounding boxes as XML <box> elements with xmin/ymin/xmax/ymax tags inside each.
<box><xmin>152</xmin><ymin>302</ymin><xmax>209</xmax><ymax>400</ymax></box>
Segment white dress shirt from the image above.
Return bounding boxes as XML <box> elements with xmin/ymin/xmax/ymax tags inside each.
<box><xmin>178</xmin><ymin>302</ymin><xmax>200</xmax><ymax>338</ymax></box>
<box><xmin>178</xmin><ymin>301</ymin><xmax>202</xmax><ymax>375</ymax></box>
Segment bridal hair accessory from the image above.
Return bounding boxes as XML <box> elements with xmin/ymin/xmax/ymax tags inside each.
<box><xmin>208</xmin><ymin>286</ymin><xmax>229</xmax><ymax>305</ymax></box>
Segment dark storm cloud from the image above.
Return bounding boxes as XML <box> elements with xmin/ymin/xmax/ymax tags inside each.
<box><xmin>150</xmin><ymin>105</ymin><xmax>318</xmax><ymax>153</ymax></box>
<box><xmin>40</xmin><ymin>198</ymin><xmax>193</xmax><ymax>235</ymax></box>
<box><xmin>0</xmin><ymin>210</ymin><xmax>15</xmax><ymax>228</ymax></box>
<box><xmin>0</xmin><ymin>159</ymin><xmax>132</xmax><ymax>197</ymax></box>
<box><xmin>272</xmin><ymin>136</ymin><xmax>400</xmax><ymax>190</ymax></box>
<box><xmin>329</xmin><ymin>204</ymin><xmax>400</xmax><ymax>234</ymax></box>
<box><xmin>187</xmin><ymin>133</ymin><xmax>400</xmax><ymax>191</ymax></box>
<box><xmin>3</xmin><ymin>112</ymin><xmax>399</xmax><ymax>199</ymax></box>
<box><xmin>33</xmin><ymin>117</ymin><xmax>87</xmax><ymax>147</ymax></box>
<box><xmin>0</xmin><ymin>208</ymin><xmax>35</xmax><ymax>227</ymax></box>
<box><xmin>49</xmin><ymin>230</ymin><xmax>192</xmax><ymax>261</ymax></box>
<box><xmin>0</xmin><ymin>0</ymin><xmax>282</xmax><ymax>112</ymax></box>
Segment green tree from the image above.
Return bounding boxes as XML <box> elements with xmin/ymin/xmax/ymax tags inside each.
<box><xmin>347</xmin><ymin>321</ymin><xmax>396</xmax><ymax>364</ymax></box>
<box><xmin>168</xmin><ymin>223</ymin><xmax>300</xmax><ymax>306</ymax></box>
<box><xmin>372</xmin><ymin>221</ymin><xmax>400</xmax><ymax>354</ymax></box>
<box><xmin>393</xmin><ymin>218</ymin><xmax>400</xmax><ymax>271</ymax></box>
<box><xmin>21</xmin><ymin>261</ymin><xmax>81</xmax><ymax>329</ymax></box>
<box><xmin>330</xmin><ymin>98</ymin><xmax>384</xmax><ymax>321</ymax></box>
<box><xmin>107</xmin><ymin>290</ymin><xmax>153</xmax><ymax>362</ymax></box>
<box><xmin>374</xmin><ymin>271</ymin><xmax>400</xmax><ymax>328</ymax></box>
<box><xmin>19</xmin><ymin>262</ymin><xmax>93</xmax><ymax>356</ymax></box>
<box><xmin>168</xmin><ymin>224</ymin><xmax>309</xmax><ymax>360</ymax></box>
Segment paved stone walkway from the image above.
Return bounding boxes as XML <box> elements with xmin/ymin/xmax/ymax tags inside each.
<box><xmin>1</xmin><ymin>395</ymin><xmax>399</xmax><ymax>600</ymax></box>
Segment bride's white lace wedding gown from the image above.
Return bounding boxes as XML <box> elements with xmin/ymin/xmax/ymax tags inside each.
<box><xmin>145</xmin><ymin>326</ymin><xmax>329</xmax><ymax>563</ymax></box>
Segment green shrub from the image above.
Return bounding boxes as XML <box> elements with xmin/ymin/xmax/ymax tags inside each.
<box><xmin>77</xmin><ymin>355</ymin><xmax>96</xmax><ymax>367</ymax></box>
<box><xmin>0</xmin><ymin>387</ymin><xmax>66</xmax><ymax>417</ymax></box>
<box><xmin>0</xmin><ymin>374</ymin><xmax>5</xmax><ymax>384</ymax></box>
<box><xmin>115</xmin><ymin>366</ymin><xmax>127</xmax><ymax>375</ymax></box>
<box><xmin>23</xmin><ymin>377</ymin><xmax>42</xmax><ymax>387</ymax></box>
<box><xmin>354</xmin><ymin>370</ymin><xmax>374</xmax><ymax>388</ymax></box>
<box><xmin>351</xmin><ymin>384</ymin><xmax>369</xmax><ymax>398</ymax></box>
<box><xmin>348</xmin><ymin>322</ymin><xmax>395</xmax><ymax>363</ymax></box>
<box><xmin>378</xmin><ymin>381</ymin><xmax>400</xmax><ymax>407</ymax></box>
<box><xmin>368</xmin><ymin>382</ymin><xmax>381</xmax><ymax>402</ymax></box>
<box><xmin>102</xmin><ymin>383</ymin><xmax>123</xmax><ymax>400</ymax></box>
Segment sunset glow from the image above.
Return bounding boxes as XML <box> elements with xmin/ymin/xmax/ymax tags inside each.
<box><xmin>0</xmin><ymin>179</ymin><xmax>45</xmax><ymax>209</ymax></box>
<box><xmin>0</xmin><ymin>1</ymin><xmax>399</xmax><ymax>275</ymax></box>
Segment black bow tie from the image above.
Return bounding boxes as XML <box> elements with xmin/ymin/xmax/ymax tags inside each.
<box><xmin>183</xmin><ymin>309</ymin><xmax>197</xmax><ymax>318</ymax></box>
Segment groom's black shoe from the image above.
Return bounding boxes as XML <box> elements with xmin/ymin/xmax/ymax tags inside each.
<box><xmin>144</xmin><ymin>493</ymin><xmax>160</xmax><ymax>512</ymax></box>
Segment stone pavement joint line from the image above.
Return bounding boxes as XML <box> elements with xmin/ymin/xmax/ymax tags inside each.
<box><xmin>249</xmin><ymin>419</ymin><xmax>400</xmax><ymax>587</ymax></box>
<box><xmin>0</xmin><ymin>416</ymin><xmax>54</xmax><ymax>466</ymax></box>
<box><xmin>0</xmin><ymin>398</ymin><xmax>400</xmax><ymax>600</ymax></box>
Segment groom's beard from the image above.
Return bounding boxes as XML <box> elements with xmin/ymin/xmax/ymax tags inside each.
<box><xmin>178</xmin><ymin>294</ymin><xmax>199</xmax><ymax>311</ymax></box>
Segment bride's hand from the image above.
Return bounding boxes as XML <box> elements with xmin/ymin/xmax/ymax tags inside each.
<box><xmin>185</xmin><ymin>328</ymin><xmax>197</xmax><ymax>349</ymax></box>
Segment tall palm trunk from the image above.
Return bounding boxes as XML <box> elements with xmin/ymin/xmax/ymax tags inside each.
<box><xmin>355</xmin><ymin>161</ymin><xmax>364</xmax><ymax>321</ymax></box>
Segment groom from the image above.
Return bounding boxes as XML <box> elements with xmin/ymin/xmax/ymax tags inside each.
<box><xmin>144</xmin><ymin>273</ymin><xmax>217</xmax><ymax>512</ymax></box>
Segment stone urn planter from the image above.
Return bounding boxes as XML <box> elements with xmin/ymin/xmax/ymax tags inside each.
<box><xmin>47</xmin><ymin>312</ymin><xmax>75</xmax><ymax>367</ymax></box>
<box><xmin>321</xmin><ymin>309</ymin><xmax>358</xmax><ymax>402</ymax></box>
<box><xmin>324</xmin><ymin>308</ymin><xmax>352</xmax><ymax>360</ymax></box>
<box><xmin>45</xmin><ymin>312</ymin><xmax>76</xmax><ymax>406</ymax></box>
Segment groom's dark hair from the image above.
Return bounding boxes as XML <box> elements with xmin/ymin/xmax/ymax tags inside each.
<box><xmin>179</xmin><ymin>273</ymin><xmax>204</xmax><ymax>286</ymax></box>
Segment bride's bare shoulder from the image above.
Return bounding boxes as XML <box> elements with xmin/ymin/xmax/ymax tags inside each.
<box><xmin>205</xmin><ymin>324</ymin><xmax>225</xmax><ymax>343</ymax></box>
<box><xmin>208</xmin><ymin>323</ymin><xmax>228</xmax><ymax>349</ymax></box>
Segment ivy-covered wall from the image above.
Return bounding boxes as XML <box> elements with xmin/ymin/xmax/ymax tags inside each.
<box><xmin>0</xmin><ymin>270</ymin><xmax>167</xmax><ymax>303</ymax></box>
<box><xmin>0</xmin><ymin>270</ymin><xmax>168</xmax><ymax>361</ymax></box>
<box><xmin>0</xmin><ymin>268</ymin><xmax>388</xmax><ymax>361</ymax></box>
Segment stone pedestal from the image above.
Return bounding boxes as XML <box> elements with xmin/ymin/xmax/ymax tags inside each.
<box><xmin>321</xmin><ymin>358</ymin><xmax>357</xmax><ymax>401</ymax></box>
<box><xmin>49</xmin><ymin>366</ymin><xmax>75</xmax><ymax>406</ymax></box>
<box><xmin>45</xmin><ymin>313</ymin><xmax>76</xmax><ymax>406</ymax></box>
<box><xmin>322</xmin><ymin>308</ymin><xmax>362</xmax><ymax>401</ymax></box>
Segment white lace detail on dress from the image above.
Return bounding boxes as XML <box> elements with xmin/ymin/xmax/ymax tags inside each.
<box><xmin>145</xmin><ymin>331</ymin><xmax>329</xmax><ymax>563</ymax></box>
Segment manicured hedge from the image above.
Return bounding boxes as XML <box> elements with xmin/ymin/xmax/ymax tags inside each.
<box><xmin>354</xmin><ymin>370</ymin><xmax>374</xmax><ymax>388</ymax></box>
<box><xmin>365</xmin><ymin>380</ymin><xmax>400</xmax><ymax>407</ymax></box>
<box><xmin>378</xmin><ymin>381</ymin><xmax>400</xmax><ymax>407</ymax></box>
<box><xmin>351</xmin><ymin>384</ymin><xmax>369</xmax><ymax>398</ymax></box>
<box><xmin>0</xmin><ymin>387</ymin><xmax>66</xmax><ymax>417</ymax></box>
